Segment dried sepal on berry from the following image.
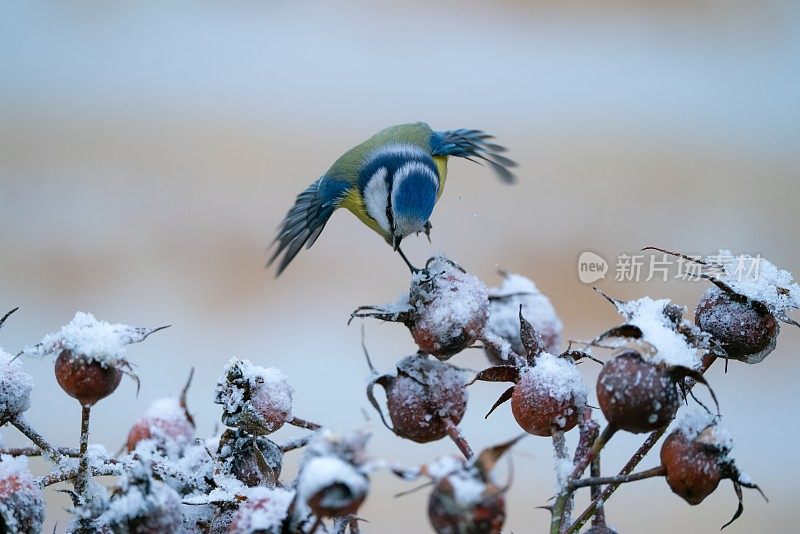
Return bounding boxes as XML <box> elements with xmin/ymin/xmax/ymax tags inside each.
<box><xmin>660</xmin><ymin>410</ymin><xmax>766</xmax><ymax>529</ymax></box>
<box><xmin>0</xmin><ymin>455</ymin><xmax>45</xmax><ymax>534</ymax></box>
<box><xmin>296</xmin><ymin>430</ymin><xmax>371</xmax><ymax>519</ymax></box>
<box><xmin>469</xmin><ymin>312</ymin><xmax>588</xmax><ymax>437</ymax></box>
<box><xmin>366</xmin><ymin>354</ymin><xmax>468</xmax><ymax>444</ymax></box>
<box><xmin>18</xmin><ymin>312</ymin><xmax>168</xmax><ymax>406</ymax></box>
<box><xmin>214</xmin><ymin>358</ymin><xmax>293</xmax><ymax>435</ymax></box>
<box><xmin>351</xmin><ymin>255</ymin><xmax>491</xmax><ymax>359</ymax></box>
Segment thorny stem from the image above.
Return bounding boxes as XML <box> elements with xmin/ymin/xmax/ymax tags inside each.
<box><xmin>11</xmin><ymin>415</ymin><xmax>64</xmax><ymax>463</ymax></box>
<box><xmin>288</xmin><ymin>417</ymin><xmax>322</xmax><ymax>431</ymax></box>
<box><xmin>590</xmin><ymin>457</ymin><xmax>605</xmax><ymax>527</ymax></box>
<box><xmin>551</xmin><ymin>424</ymin><xmax>618</xmax><ymax>534</ymax></box>
<box><xmin>0</xmin><ymin>446</ymin><xmax>79</xmax><ymax>457</ymax></box>
<box><xmin>75</xmin><ymin>405</ymin><xmax>92</xmax><ymax>497</ymax></box>
<box><xmin>566</xmin><ymin>354</ymin><xmax>718</xmax><ymax>533</ymax></box>
<box><xmin>570</xmin><ymin>466</ymin><xmax>666</xmax><ymax>490</ymax></box>
<box><xmin>551</xmin><ymin>430</ymin><xmax>572</xmax><ymax>533</ymax></box>
<box><xmin>444</xmin><ymin>418</ymin><xmax>474</xmax><ymax>460</ymax></box>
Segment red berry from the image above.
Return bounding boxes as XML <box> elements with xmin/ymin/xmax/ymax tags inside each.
<box><xmin>228</xmin><ymin>487</ymin><xmax>294</xmax><ymax>534</ymax></box>
<box><xmin>427</xmin><ymin>470</ymin><xmax>505</xmax><ymax>534</ymax></box>
<box><xmin>298</xmin><ymin>456</ymin><xmax>368</xmax><ymax>518</ymax></box>
<box><xmin>511</xmin><ymin>353</ymin><xmax>586</xmax><ymax>436</ymax></box>
<box><xmin>660</xmin><ymin>426</ymin><xmax>724</xmax><ymax>505</ymax></box>
<box><xmin>214</xmin><ymin>359</ymin><xmax>293</xmax><ymax>435</ymax></box>
<box><xmin>0</xmin><ymin>351</ymin><xmax>33</xmax><ymax>419</ymax></box>
<box><xmin>126</xmin><ymin>398</ymin><xmax>194</xmax><ymax>454</ymax></box>
<box><xmin>596</xmin><ymin>351</ymin><xmax>680</xmax><ymax>433</ymax></box>
<box><xmin>380</xmin><ymin>355</ymin><xmax>468</xmax><ymax>443</ymax></box>
<box><xmin>485</xmin><ymin>272</ymin><xmax>562</xmax><ymax>363</ymax></box>
<box><xmin>55</xmin><ymin>350</ymin><xmax>122</xmax><ymax>407</ymax></box>
<box><xmin>0</xmin><ymin>456</ymin><xmax>44</xmax><ymax>534</ymax></box>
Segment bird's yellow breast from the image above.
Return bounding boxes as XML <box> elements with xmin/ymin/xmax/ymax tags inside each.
<box><xmin>434</xmin><ymin>156</ymin><xmax>449</xmax><ymax>200</ymax></box>
<box><xmin>340</xmin><ymin>188</ymin><xmax>391</xmax><ymax>241</ymax></box>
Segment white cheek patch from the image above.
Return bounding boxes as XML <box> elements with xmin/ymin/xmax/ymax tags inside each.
<box><xmin>363</xmin><ymin>167</ymin><xmax>391</xmax><ymax>234</ymax></box>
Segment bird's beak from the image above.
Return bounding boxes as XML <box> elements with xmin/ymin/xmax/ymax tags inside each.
<box><xmin>392</xmin><ymin>235</ymin><xmax>402</xmax><ymax>251</ymax></box>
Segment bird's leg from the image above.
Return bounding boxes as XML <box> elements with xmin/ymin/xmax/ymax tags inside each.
<box><xmin>423</xmin><ymin>221</ymin><xmax>432</xmax><ymax>243</ymax></box>
<box><xmin>396</xmin><ymin>246</ymin><xmax>421</xmax><ymax>274</ymax></box>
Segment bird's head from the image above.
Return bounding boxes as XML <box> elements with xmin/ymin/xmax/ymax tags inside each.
<box><xmin>361</xmin><ymin>148</ymin><xmax>439</xmax><ymax>249</ymax></box>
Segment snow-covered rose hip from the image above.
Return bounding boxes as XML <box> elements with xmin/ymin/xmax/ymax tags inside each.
<box><xmin>596</xmin><ymin>351</ymin><xmax>681</xmax><ymax>434</ymax></box>
<box><xmin>470</xmin><ymin>311</ymin><xmax>587</xmax><ymax>437</ymax></box>
<box><xmin>397</xmin><ymin>438</ymin><xmax>518</xmax><ymax>534</ymax></box>
<box><xmin>296</xmin><ymin>431</ymin><xmax>371</xmax><ymax>519</ymax></box>
<box><xmin>646</xmin><ymin>248</ymin><xmax>799</xmax><ymax>364</ymax></box>
<box><xmin>126</xmin><ymin>397</ymin><xmax>194</xmax><ymax>455</ymax></box>
<box><xmin>352</xmin><ymin>256</ymin><xmax>491</xmax><ymax>359</ymax></box>
<box><xmin>0</xmin><ymin>350</ymin><xmax>33</xmax><ymax>420</ymax></box>
<box><xmin>484</xmin><ymin>271</ymin><xmax>563</xmax><ymax>363</ymax></box>
<box><xmin>228</xmin><ymin>486</ymin><xmax>294</xmax><ymax>534</ymax></box>
<box><xmin>18</xmin><ymin>312</ymin><xmax>168</xmax><ymax>407</ymax></box>
<box><xmin>99</xmin><ymin>463</ymin><xmax>183</xmax><ymax>534</ymax></box>
<box><xmin>0</xmin><ymin>455</ymin><xmax>45</xmax><ymax>534</ymax></box>
<box><xmin>695</xmin><ymin>286</ymin><xmax>778</xmax><ymax>363</ymax></box>
<box><xmin>367</xmin><ymin>354</ymin><xmax>468</xmax><ymax>443</ymax></box>
<box><xmin>214</xmin><ymin>359</ymin><xmax>293</xmax><ymax>435</ymax></box>
<box><xmin>659</xmin><ymin>410</ymin><xmax>766</xmax><ymax>528</ymax></box>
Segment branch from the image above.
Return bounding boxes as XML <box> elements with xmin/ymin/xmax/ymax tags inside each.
<box><xmin>10</xmin><ymin>416</ymin><xmax>64</xmax><ymax>463</ymax></box>
<box><xmin>569</xmin><ymin>466</ymin><xmax>666</xmax><ymax>490</ymax></box>
<box><xmin>0</xmin><ymin>446</ymin><xmax>80</xmax><ymax>457</ymax></box>
<box><xmin>288</xmin><ymin>417</ymin><xmax>322</xmax><ymax>431</ymax></box>
<box><xmin>444</xmin><ymin>418</ymin><xmax>474</xmax><ymax>460</ymax></box>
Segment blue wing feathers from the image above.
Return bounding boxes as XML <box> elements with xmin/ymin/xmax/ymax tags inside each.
<box><xmin>431</xmin><ymin>129</ymin><xmax>517</xmax><ymax>184</ymax></box>
<box><xmin>268</xmin><ymin>177</ymin><xmax>348</xmax><ymax>275</ymax></box>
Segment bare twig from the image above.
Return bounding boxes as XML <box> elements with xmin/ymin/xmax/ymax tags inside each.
<box><xmin>11</xmin><ymin>415</ymin><xmax>64</xmax><ymax>463</ymax></box>
<box><xmin>0</xmin><ymin>446</ymin><xmax>79</xmax><ymax>457</ymax></box>
<box><xmin>279</xmin><ymin>435</ymin><xmax>315</xmax><ymax>453</ymax></box>
<box><xmin>444</xmin><ymin>418</ymin><xmax>473</xmax><ymax>460</ymax></box>
<box><xmin>570</xmin><ymin>466</ymin><xmax>666</xmax><ymax>490</ymax></box>
<box><xmin>288</xmin><ymin>417</ymin><xmax>322</xmax><ymax>431</ymax></box>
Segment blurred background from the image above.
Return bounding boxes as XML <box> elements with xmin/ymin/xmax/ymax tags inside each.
<box><xmin>1</xmin><ymin>1</ymin><xmax>799</xmax><ymax>532</ymax></box>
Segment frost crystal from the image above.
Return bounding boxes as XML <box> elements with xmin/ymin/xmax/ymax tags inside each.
<box><xmin>675</xmin><ymin>409</ymin><xmax>733</xmax><ymax>453</ymax></box>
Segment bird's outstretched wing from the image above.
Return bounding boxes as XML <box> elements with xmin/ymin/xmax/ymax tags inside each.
<box><xmin>269</xmin><ymin>178</ymin><xmax>346</xmax><ymax>275</ymax></box>
<box><xmin>432</xmin><ymin>129</ymin><xmax>517</xmax><ymax>184</ymax></box>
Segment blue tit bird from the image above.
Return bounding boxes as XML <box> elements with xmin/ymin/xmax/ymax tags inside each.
<box><xmin>269</xmin><ymin>122</ymin><xmax>516</xmax><ymax>275</ymax></box>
